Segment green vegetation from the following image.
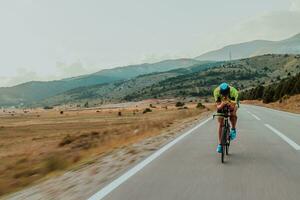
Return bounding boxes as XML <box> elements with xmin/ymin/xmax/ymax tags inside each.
<box><xmin>43</xmin><ymin>106</ymin><xmax>53</xmax><ymax>109</ymax></box>
<box><xmin>240</xmin><ymin>73</ymin><xmax>300</xmax><ymax>103</ymax></box>
<box><xmin>124</xmin><ymin>54</ymin><xmax>300</xmax><ymax>101</ymax></box>
<box><xmin>4</xmin><ymin>54</ymin><xmax>300</xmax><ymax>107</ymax></box>
<box><xmin>0</xmin><ymin>59</ymin><xmax>205</xmax><ymax>107</ymax></box>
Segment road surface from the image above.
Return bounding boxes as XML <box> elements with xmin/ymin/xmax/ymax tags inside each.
<box><xmin>89</xmin><ymin>105</ymin><xmax>300</xmax><ymax>200</ymax></box>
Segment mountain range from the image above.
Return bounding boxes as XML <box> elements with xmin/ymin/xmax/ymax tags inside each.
<box><xmin>195</xmin><ymin>33</ymin><xmax>300</xmax><ymax>61</ymax></box>
<box><xmin>1</xmin><ymin>33</ymin><xmax>300</xmax><ymax>107</ymax></box>
<box><xmin>42</xmin><ymin>54</ymin><xmax>300</xmax><ymax>106</ymax></box>
<box><xmin>0</xmin><ymin>59</ymin><xmax>204</xmax><ymax>106</ymax></box>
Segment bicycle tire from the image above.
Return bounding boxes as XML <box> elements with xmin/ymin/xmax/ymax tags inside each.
<box><xmin>226</xmin><ymin>143</ymin><xmax>229</xmax><ymax>155</ymax></box>
<box><xmin>221</xmin><ymin>146</ymin><xmax>225</xmax><ymax>163</ymax></box>
<box><xmin>226</xmin><ymin>128</ymin><xmax>230</xmax><ymax>155</ymax></box>
<box><xmin>221</xmin><ymin>126</ymin><xmax>227</xmax><ymax>163</ymax></box>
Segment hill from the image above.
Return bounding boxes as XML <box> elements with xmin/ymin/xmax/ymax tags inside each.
<box><xmin>0</xmin><ymin>58</ymin><xmax>204</xmax><ymax>107</ymax></box>
<box><xmin>240</xmin><ymin>72</ymin><xmax>300</xmax><ymax>103</ymax></box>
<box><xmin>39</xmin><ymin>54</ymin><xmax>300</xmax><ymax>106</ymax></box>
<box><xmin>36</xmin><ymin>61</ymin><xmax>223</xmax><ymax>106</ymax></box>
<box><xmin>124</xmin><ymin>54</ymin><xmax>300</xmax><ymax>101</ymax></box>
<box><xmin>195</xmin><ymin>33</ymin><xmax>300</xmax><ymax>61</ymax></box>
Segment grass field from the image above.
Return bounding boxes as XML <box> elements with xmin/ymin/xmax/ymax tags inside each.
<box><xmin>0</xmin><ymin>101</ymin><xmax>210</xmax><ymax>196</ymax></box>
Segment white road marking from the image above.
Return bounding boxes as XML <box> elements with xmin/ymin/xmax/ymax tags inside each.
<box><xmin>88</xmin><ymin>117</ymin><xmax>211</xmax><ymax>200</ymax></box>
<box><xmin>245</xmin><ymin>105</ymin><xmax>300</xmax><ymax>119</ymax></box>
<box><xmin>247</xmin><ymin>111</ymin><xmax>261</xmax><ymax>121</ymax></box>
<box><xmin>251</xmin><ymin>113</ymin><xmax>261</xmax><ymax>121</ymax></box>
<box><xmin>264</xmin><ymin>124</ymin><xmax>300</xmax><ymax>151</ymax></box>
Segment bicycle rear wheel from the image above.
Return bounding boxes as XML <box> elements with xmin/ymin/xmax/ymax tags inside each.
<box><xmin>221</xmin><ymin>127</ymin><xmax>227</xmax><ymax>163</ymax></box>
<box><xmin>226</xmin><ymin>129</ymin><xmax>230</xmax><ymax>155</ymax></box>
<box><xmin>221</xmin><ymin>145</ymin><xmax>225</xmax><ymax>163</ymax></box>
<box><xmin>225</xmin><ymin>143</ymin><xmax>229</xmax><ymax>155</ymax></box>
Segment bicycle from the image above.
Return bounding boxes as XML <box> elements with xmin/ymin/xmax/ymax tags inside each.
<box><xmin>213</xmin><ymin>105</ymin><xmax>231</xmax><ymax>163</ymax></box>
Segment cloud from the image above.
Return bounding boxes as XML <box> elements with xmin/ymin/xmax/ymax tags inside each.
<box><xmin>290</xmin><ymin>0</ymin><xmax>300</xmax><ymax>11</ymax></box>
<box><xmin>202</xmin><ymin>2</ymin><xmax>300</xmax><ymax>52</ymax></box>
<box><xmin>234</xmin><ymin>0</ymin><xmax>300</xmax><ymax>41</ymax></box>
<box><xmin>55</xmin><ymin>61</ymin><xmax>88</xmax><ymax>78</ymax></box>
<box><xmin>0</xmin><ymin>68</ymin><xmax>40</xmax><ymax>87</ymax></box>
<box><xmin>237</xmin><ymin>10</ymin><xmax>300</xmax><ymax>41</ymax></box>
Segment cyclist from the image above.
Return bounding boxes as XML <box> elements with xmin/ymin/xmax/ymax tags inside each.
<box><xmin>213</xmin><ymin>83</ymin><xmax>239</xmax><ymax>153</ymax></box>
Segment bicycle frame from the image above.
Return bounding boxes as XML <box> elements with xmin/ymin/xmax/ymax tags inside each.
<box><xmin>213</xmin><ymin>105</ymin><xmax>231</xmax><ymax>163</ymax></box>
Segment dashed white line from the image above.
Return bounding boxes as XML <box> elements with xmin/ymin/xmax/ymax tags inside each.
<box><xmin>251</xmin><ymin>113</ymin><xmax>261</xmax><ymax>121</ymax></box>
<box><xmin>88</xmin><ymin>117</ymin><xmax>211</xmax><ymax>200</ymax></box>
<box><xmin>265</xmin><ymin>124</ymin><xmax>300</xmax><ymax>150</ymax></box>
<box><xmin>247</xmin><ymin>111</ymin><xmax>261</xmax><ymax>121</ymax></box>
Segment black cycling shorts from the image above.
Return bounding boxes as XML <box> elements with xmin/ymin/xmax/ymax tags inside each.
<box><xmin>217</xmin><ymin>107</ymin><xmax>234</xmax><ymax>114</ymax></box>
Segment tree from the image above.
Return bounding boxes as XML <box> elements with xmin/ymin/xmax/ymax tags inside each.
<box><xmin>262</xmin><ymin>88</ymin><xmax>275</xmax><ymax>103</ymax></box>
<box><xmin>254</xmin><ymin>85</ymin><xmax>264</xmax><ymax>100</ymax></box>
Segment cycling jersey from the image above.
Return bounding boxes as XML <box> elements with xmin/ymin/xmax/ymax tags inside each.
<box><xmin>213</xmin><ymin>86</ymin><xmax>239</xmax><ymax>103</ymax></box>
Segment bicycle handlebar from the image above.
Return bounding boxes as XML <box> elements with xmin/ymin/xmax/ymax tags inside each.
<box><xmin>213</xmin><ymin>113</ymin><xmax>230</xmax><ymax>119</ymax></box>
<box><xmin>213</xmin><ymin>104</ymin><xmax>231</xmax><ymax>119</ymax></box>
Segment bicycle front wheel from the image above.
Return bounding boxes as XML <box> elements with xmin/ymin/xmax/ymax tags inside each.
<box><xmin>221</xmin><ymin>129</ymin><xmax>227</xmax><ymax>163</ymax></box>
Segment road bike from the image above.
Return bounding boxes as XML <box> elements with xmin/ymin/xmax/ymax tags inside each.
<box><xmin>213</xmin><ymin>105</ymin><xmax>231</xmax><ymax>163</ymax></box>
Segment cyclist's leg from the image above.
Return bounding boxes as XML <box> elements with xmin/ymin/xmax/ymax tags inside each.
<box><xmin>217</xmin><ymin>117</ymin><xmax>224</xmax><ymax>144</ymax></box>
<box><xmin>229</xmin><ymin>105</ymin><xmax>238</xmax><ymax>140</ymax></box>
<box><xmin>230</xmin><ymin>105</ymin><xmax>238</xmax><ymax>129</ymax></box>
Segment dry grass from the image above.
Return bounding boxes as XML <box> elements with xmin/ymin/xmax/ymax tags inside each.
<box><xmin>242</xmin><ymin>94</ymin><xmax>300</xmax><ymax>114</ymax></box>
<box><xmin>0</xmin><ymin>101</ymin><xmax>209</xmax><ymax>196</ymax></box>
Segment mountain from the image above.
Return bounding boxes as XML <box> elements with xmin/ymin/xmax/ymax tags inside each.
<box><xmin>0</xmin><ymin>58</ymin><xmax>205</xmax><ymax>107</ymax></box>
<box><xmin>195</xmin><ymin>33</ymin><xmax>300</xmax><ymax>61</ymax></box>
<box><xmin>35</xmin><ymin>61</ymin><xmax>223</xmax><ymax>106</ymax></box>
<box><xmin>123</xmin><ymin>54</ymin><xmax>300</xmax><ymax>101</ymax></box>
<box><xmin>38</xmin><ymin>54</ymin><xmax>300</xmax><ymax>106</ymax></box>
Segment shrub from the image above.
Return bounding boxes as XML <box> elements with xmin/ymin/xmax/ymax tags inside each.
<box><xmin>196</xmin><ymin>102</ymin><xmax>205</xmax><ymax>109</ymax></box>
<box><xmin>175</xmin><ymin>102</ymin><xmax>185</xmax><ymax>107</ymax></box>
<box><xmin>44</xmin><ymin>106</ymin><xmax>53</xmax><ymax>109</ymax></box>
<box><xmin>44</xmin><ymin>155</ymin><xmax>68</xmax><ymax>172</ymax></box>
<box><xmin>143</xmin><ymin>108</ymin><xmax>152</xmax><ymax>114</ymax></box>
<box><xmin>13</xmin><ymin>169</ymin><xmax>40</xmax><ymax>178</ymax></box>
<box><xmin>149</xmin><ymin>104</ymin><xmax>156</xmax><ymax>108</ymax></box>
<box><xmin>59</xmin><ymin>134</ymin><xmax>75</xmax><ymax>147</ymax></box>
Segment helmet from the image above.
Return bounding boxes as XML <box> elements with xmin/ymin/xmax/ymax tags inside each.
<box><xmin>220</xmin><ymin>82</ymin><xmax>230</xmax><ymax>96</ymax></box>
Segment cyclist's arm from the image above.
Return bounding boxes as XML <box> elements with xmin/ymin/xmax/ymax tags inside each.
<box><xmin>214</xmin><ymin>88</ymin><xmax>225</xmax><ymax>110</ymax></box>
<box><xmin>216</xmin><ymin>101</ymin><xmax>226</xmax><ymax>110</ymax></box>
<box><xmin>228</xmin><ymin>87</ymin><xmax>239</xmax><ymax>106</ymax></box>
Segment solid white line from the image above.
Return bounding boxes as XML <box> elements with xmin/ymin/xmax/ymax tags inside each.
<box><xmin>88</xmin><ymin>117</ymin><xmax>211</xmax><ymax>200</ymax></box>
<box><xmin>264</xmin><ymin>124</ymin><xmax>300</xmax><ymax>150</ymax></box>
<box><xmin>245</xmin><ymin>105</ymin><xmax>300</xmax><ymax>119</ymax></box>
<box><xmin>246</xmin><ymin>111</ymin><xmax>261</xmax><ymax>120</ymax></box>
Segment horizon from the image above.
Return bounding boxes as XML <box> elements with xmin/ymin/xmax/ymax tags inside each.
<box><xmin>1</xmin><ymin>32</ymin><xmax>299</xmax><ymax>88</ymax></box>
<box><xmin>1</xmin><ymin>0</ymin><xmax>300</xmax><ymax>87</ymax></box>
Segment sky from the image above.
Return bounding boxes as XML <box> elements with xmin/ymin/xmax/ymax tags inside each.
<box><xmin>1</xmin><ymin>0</ymin><xmax>300</xmax><ymax>87</ymax></box>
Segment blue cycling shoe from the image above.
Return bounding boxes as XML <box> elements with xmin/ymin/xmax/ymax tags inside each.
<box><xmin>230</xmin><ymin>128</ymin><xmax>237</xmax><ymax>140</ymax></box>
<box><xmin>216</xmin><ymin>144</ymin><xmax>222</xmax><ymax>153</ymax></box>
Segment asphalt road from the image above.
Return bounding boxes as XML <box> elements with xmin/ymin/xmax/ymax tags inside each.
<box><xmin>89</xmin><ymin>105</ymin><xmax>300</xmax><ymax>200</ymax></box>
